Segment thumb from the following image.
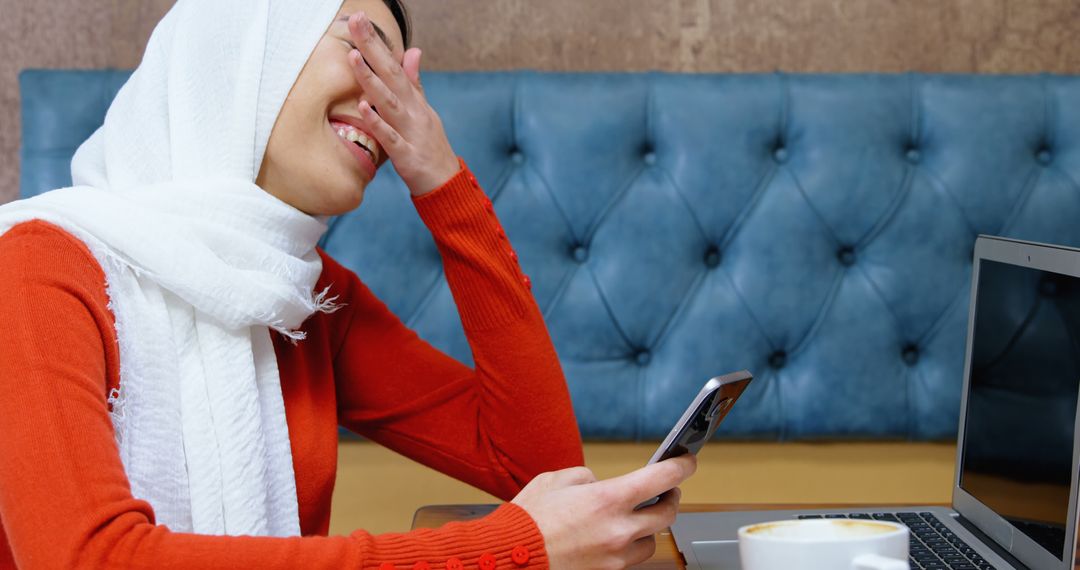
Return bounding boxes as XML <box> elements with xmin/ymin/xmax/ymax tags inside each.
<box><xmin>603</xmin><ymin>455</ymin><xmax>697</xmax><ymax>507</ymax></box>
<box><xmin>547</xmin><ymin>466</ymin><xmax>598</xmax><ymax>488</ymax></box>
<box><xmin>403</xmin><ymin>47</ymin><xmax>424</xmax><ymax>92</ymax></box>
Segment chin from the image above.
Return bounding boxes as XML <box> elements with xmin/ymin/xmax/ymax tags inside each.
<box><xmin>291</xmin><ymin>182</ymin><xmax>365</xmax><ymax>216</ymax></box>
<box><xmin>319</xmin><ymin>183</ymin><xmax>367</xmax><ymax>216</ymax></box>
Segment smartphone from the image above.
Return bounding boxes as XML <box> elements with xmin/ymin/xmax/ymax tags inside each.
<box><xmin>634</xmin><ymin>370</ymin><xmax>754</xmax><ymax>510</ymax></box>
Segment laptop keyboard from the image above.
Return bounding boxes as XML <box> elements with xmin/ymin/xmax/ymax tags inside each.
<box><xmin>795</xmin><ymin>512</ymin><xmax>996</xmax><ymax>569</ymax></box>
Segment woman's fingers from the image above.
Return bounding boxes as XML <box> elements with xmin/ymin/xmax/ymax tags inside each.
<box><xmin>348</xmin><ymin>12</ymin><xmax>411</xmax><ymax>95</ymax></box>
<box><xmin>402</xmin><ymin>48</ymin><xmax>424</xmax><ymax>92</ymax></box>
<box><xmin>357</xmin><ymin>99</ymin><xmax>406</xmax><ymax>154</ymax></box>
<box><xmin>511</xmin><ymin>463</ymin><xmax>693</xmax><ymax>569</ymax></box>
<box><xmin>630</xmin><ymin>487</ymin><xmax>681</xmax><ymax>541</ymax></box>
<box><xmin>550</xmin><ymin>466</ymin><xmax>598</xmax><ymax>487</ymax></box>
<box><xmin>348</xmin><ymin>49</ymin><xmax>407</xmax><ymax>123</ymax></box>
<box><xmin>604</xmin><ymin>455</ymin><xmax>697</xmax><ymax>508</ymax></box>
<box><xmin>340</xmin><ymin>12</ymin><xmax>458</xmax><ymax>196</ymax></box>
<box><xmin>623</xmin><ymin>535</ymin><xmax>658</xmax><ymax>566</ymax></box>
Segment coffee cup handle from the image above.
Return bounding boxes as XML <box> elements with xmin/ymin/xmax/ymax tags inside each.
<box><xmin>852</xmin><ymin>553</ymin><xmax>910</xmax><ymax>570</ymax></box>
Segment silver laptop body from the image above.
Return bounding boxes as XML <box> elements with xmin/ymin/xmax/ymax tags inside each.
<box><xmin>673</xmin><ymin>236</ymin><xmax>1080</xmax><ymax>570</ymax></box>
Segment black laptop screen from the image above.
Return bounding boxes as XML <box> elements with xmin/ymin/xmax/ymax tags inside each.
<box><xmin>959</xmin><ymin>258</ymin><xmax>1080</xmax><ymax>560</ymax></box>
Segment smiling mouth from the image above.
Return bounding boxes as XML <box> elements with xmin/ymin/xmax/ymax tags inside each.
<box><xmin>330</xmin><ymin>120</ymin><xmax>380</xmax><ymax>164</ymax></box>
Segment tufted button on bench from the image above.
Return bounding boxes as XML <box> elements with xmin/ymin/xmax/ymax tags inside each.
<box><xmin>904</xmin><ymin>146</ymin><xmax>921</xmax><ymax>164</ymax></box>
<box><xmin>571</xmin><ymin>244</ymin><xmax>588</xmax><ymax>263</ymax></box>
<box><xmin>901</xmin><ymin>344</ymin><xmax>920</xmax><ymax>366</ymax></box>
<box><xmin>836</xmin><ymin>246</ymin><xmax>856</xmax><ymax>267</ymax></box>
<box><xmin>772</xmin><ymin>144</ymin><xmax>788</xmax><ymax>164</ymax></box>
<box><xmin>703</xmin><ymin>246</ymin><xmax>721</xmax><ymax>268</ymax></box>
<box><xmin>768</xmin><ymin>351</ymin><xmax>787</xmax><ymax>370</ymax></box>
<box><xmin>1036</xmin><ymin>146</ymin><xmax>1053</xmax><ymax>166</ymax></box>
<box><xmin>509</xmin><ymin>147</ymin><xmax>525</xmax><ymax>165</ymax></box>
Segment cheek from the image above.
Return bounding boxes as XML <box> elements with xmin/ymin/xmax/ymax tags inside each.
<box><xmin>286</xmin><ymin>43</ymin><xmax>358</xmax><ymax>122</ymax></box>
<box><xmin>307</xmin><ymin>41</ymin><xmax>361</xmax><ymax>99</ymax></box>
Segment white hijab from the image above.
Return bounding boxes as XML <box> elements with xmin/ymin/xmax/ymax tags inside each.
<box><xmin>0</xmin><ymin>0</ymin><xmax>344</xmax><ymax>535</ymax></box>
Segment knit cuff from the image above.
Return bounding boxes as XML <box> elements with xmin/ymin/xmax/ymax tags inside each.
<box><xmin>354</xmin><ymin>503</ymin><xmax>549</xmax><ymax>570</ymax></box>
<box><xmin>410</xmin><ymin>159</ymin><xmax>535</xmax><ymax>330</ymax></box>
<box><xmin>410</xmin><ymin>158</ymin><xmax>500</xmax><ymax>238</ymax></box>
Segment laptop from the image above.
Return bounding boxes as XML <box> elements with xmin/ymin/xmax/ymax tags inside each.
<box><xmin>673</xmin><ymin>235</ymin><xmax>1080</xmax><ymax>570</ymax></box>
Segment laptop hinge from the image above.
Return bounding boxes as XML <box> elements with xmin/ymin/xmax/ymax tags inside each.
<box><xmin>953</xmin><ymin>513</ymin><xmax>1029</xmax><ymax>569</ymax></box>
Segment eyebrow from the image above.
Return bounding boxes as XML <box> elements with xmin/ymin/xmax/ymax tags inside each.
<box><xmin>335</xmin><ymin>15</ymin><xmax>395</xmax><ymax>52</ymax></box>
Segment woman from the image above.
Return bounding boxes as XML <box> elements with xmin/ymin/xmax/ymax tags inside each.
<box><xmin>0</xmin><ymin>0</ymin><xmax>695</xmax><ymax>568</ymax></box>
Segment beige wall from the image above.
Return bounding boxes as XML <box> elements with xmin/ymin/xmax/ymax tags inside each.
<box><xmin>333</xmin><ymin>441</ymin><xmax>957</xmax><ymax>535</ymax></box>
<box><xmin>2</xmin><ymin>0</ymin><xmax>1079</xmax><ymax>204</ymax></box>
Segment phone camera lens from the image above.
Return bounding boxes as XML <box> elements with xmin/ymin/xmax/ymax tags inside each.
<box><xmin>707</xmin><ymin>398</ymin><xmax>732</xmax><ymax>421</ymax></box>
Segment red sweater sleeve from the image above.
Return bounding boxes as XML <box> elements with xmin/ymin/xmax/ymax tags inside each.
<box><xmin>0</xmin><ymin>219</ymin><xmax>550</xmax><ymax>569</ymax></box>
<box><xmin>333</xmin><ymin>161</ymin><xmax>585</xmax><ymax>500</ymax></box>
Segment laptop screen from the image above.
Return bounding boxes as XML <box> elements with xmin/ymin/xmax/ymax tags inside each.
<box><xmin>959</xmin><ymin>258</ymin><xmax>1080</xmax><ymax>560</ymax></box>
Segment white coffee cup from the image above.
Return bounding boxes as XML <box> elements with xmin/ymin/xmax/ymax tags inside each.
<box><xmin>738</xmin><ymin>518</ymin><xmax>910</xmax><ymax>569</ymax></box>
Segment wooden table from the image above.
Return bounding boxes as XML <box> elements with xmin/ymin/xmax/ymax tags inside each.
<box><xmin>412</xmin><ymin>504</ymin><xmax>892</xmax><ymax>569</ymax></box>
<box><xmin>413</xmin><ymin>503</ymin><xmax>1080</xmax><ymax>569</ymax></box>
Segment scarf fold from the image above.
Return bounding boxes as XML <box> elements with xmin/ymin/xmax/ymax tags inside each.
<box><xmin>0</xmin><ymin>0</ymin><xmax>345</xmax><ymax>535</ymax></box>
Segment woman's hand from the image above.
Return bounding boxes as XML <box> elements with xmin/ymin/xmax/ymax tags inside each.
<box><xmin>511</xmin><ymin>455</ymin><xmax>697</xmax><ymax>570</ymax></box>
<box><xmin>347</xmin><ymin>12</ymin><xmax>460</xmax><ymax>196</ymax></box>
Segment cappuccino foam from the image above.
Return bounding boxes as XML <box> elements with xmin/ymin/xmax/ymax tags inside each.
<box><xmin>743</xmin><ymin>519</ymin><xmax>899</xmax><ymax>541</ymax></box>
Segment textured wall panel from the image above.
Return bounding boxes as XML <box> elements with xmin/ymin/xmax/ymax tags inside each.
<box><xmin>3</xmin><ymin>0</ymin><xmax>1079</xmax><ymax>204</ymax></box>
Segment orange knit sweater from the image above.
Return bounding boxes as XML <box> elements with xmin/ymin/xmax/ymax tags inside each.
<box><xmin>0</xmin><ymin>164</ymin><xmax>584</xmax><ymax>569</ymax></box>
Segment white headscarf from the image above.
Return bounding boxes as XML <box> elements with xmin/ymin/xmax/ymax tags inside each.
<box><xmin>0</xmin><ymin>0</ymin><xmax>344</xmax><ymax>535</ymax></box>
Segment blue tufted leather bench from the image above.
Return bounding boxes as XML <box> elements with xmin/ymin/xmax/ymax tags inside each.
<box><xmin>19</xmin><ymin>70</ymin><xmax>1080</xmax><ymax>442</ymax></box>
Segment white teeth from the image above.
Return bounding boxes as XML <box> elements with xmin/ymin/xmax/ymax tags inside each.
<box><xmin>334</xmin><ymin>123</ymin><xmax>379</xmax><ymax>162</ymax></box>
<box><xmin>356</xmin><ymin>132</ymin><xmax>377</xmax><ymax>155</ymax></box>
